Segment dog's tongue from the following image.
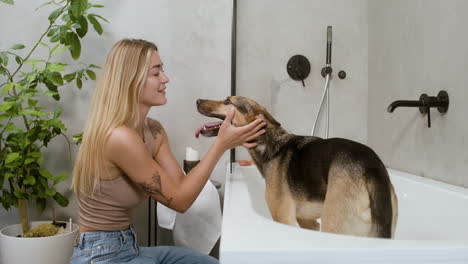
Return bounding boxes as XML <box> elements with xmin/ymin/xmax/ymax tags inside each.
<box><xmin>195</xmin><ymin>121</ymin><xmax>223</xmax><ymax>138</ymax></box>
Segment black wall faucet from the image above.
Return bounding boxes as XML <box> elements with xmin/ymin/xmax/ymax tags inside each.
<box><xmin>387</xmin><ymin>90</ymin><xmax>449</xmax><ymax>128</ymax></box>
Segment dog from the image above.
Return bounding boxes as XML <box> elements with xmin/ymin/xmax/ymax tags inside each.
<box><xmin>196</xmin><ymin>96</ymin><xmax>398</xmax><ymax>238</ymax></box>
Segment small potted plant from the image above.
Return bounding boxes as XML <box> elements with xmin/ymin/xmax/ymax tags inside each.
<box><xmin>0</xmin><ymin>0</ymin><xmax>106</xmax><ymax>263</ymax></box>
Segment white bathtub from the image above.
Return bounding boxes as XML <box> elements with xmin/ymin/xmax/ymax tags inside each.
<box><xmin>220</xmin><ymin>164</ymin><xmax>468</xmax><ymax>264</ymax></box>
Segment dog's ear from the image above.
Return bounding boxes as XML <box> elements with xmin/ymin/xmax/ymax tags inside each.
<box><xmin>257</xmin><ymin>111</ymin><xmax>280</xmax><ymax>127</ymax></box>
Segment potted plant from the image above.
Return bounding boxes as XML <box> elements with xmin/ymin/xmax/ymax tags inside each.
<box><xmin>0</xmin><ymin>0</ymin><xmax>106</xmax><ymax>263</ymax></box>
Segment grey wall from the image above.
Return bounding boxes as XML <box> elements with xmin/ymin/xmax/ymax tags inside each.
<box><xmin>368</xmin><ymin>0</ymin><xmax>468</xmax><ymax>187</ymax></box>
<box><xmin>235</xmin><ymin>0</ymin><xmax>369</xmax><ymax>160</ymax></box>
<box><xmin>0</xmin><ymin>0</ymin><xmax>232</xmax><ymax>246</ymax></box>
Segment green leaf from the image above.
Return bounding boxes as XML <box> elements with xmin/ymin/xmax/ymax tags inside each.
<box><xmin>87</xmin><ymin>14</ymin><xmax>103</xmax><ymax>35</ymax></box>
<box><xmin>50</xmin><ymin>118</ymin><xmax>66</xmax><ymax>130</ymax></box>
<box><xmin>47</xmin><ymin>27</ymin><xmax>59</xmax><ymax>37</ymax></box>
<box><xmin>46</xmin><ymin>71</ymin><xmax>64</xmax><ymax>85</ymax></box>
<box><xmin>36</xmin><ymin>198</ymin><xmax>46</xmax><ymax>212</ymax></box>
<box><xmin>0</xmin><ymin>101</ymin><xmax>15</xmax><ymax>111</ymax></box>
<box><xmin>63</xmin><ymin>72</ymin><xmax>76</xmax><ymax>82</ymax></box>
<box><xmin>90</xmin><ymin>14</ymin><xmax>109</xmax><ymax>23</ymax></box>
<box><xmin>47</xmin><ymin>62</ymin><xmax>66</xmax><ymax>72</ymax></box>
<box><xmin>15</xmin><ymin>55</ymin><xmax>22</xmax><ymax>64</ymax></box>
<box><xmin>53</xmin><ymin>192</ymin><xmax>69</xmax><ymax>207</ymax></box>
<box><xmin>1</xmin><ymin>0</ymin><xmax>14</xmax><ymax>5</ymax></box>
<box><xmin>28</xmin><ymin>99</ymin><xmax>38</xmax><ymax>107</ymax></box>
<box><xmin>73</xmin><ymin>132</ymin><xmax>83</xmax><ymax>145</ymax></box>
<box><xmin>22</xmin><ymin>92</ymin><xmax>35</xmax><ymax>100</ymax></box>
<box><xmin>86</xmin><ymin>69</ymin><xmax>96</xmax><ymax>80</ymax></box>
<box><xmin>30</xmin><ymin>151</ymin><xmax>42</xmax><ymax>158</ymax></box>
<box><xmin>38</xmin><ymin>41</ymin><xmax>49</xmax><ymax>48</ymax></box>
<box><xmin>2</xmin><ymin>83</ymin><xmax>15</xmax><ymax>94</ymax></box>
<box><xmin>5</xmin><ymin>152</ymin><xmax>20</xmax><ymax>164</ymax></box>
<box><xmin>70</xmin><ymin>0</ymin><xmax>88</xmax><ymax>18</ymax></box>
<box><xmin>48</xmin><ymin>7</ymin><xmax>62</xmax><ymax>22</ymax></box>
<box><xmin>4</xmin><ymin>123</ymin><xmax>18</xmax><ymax>132</ymax></box>
<box><xmin>24</xmin><ymin>58</ymin><xmax>44</xmax><ymax>64</ymax></box>
<box><xmin>92</xmin><ymin>4</ymin><xmax>104</xmax><ymax>8</ymax></box>
<box><xmin>61</xmin><ymin>13</ymin><xmax>70</xmax><ymax>22</ymax></box>
<box><xmin>14</xmin><ymin>82</ymin><xmax>24</xmax><ymax>90</ymax></box>
<box><xmin>51</xmin><ymin>46</ymin><xmax>69</xmax><ymax>57</ymax></box>
<box><xmin>13</xmin><ymin>190</ymin><xmax>23</xmax><ymax>199</ymax></box>
<box><xmin>39</xmin><ymin>169</ymin><xmax>54</xmax><ymax>180</ymax></box>
<box><xmin>45</xmin><ymin>188</ymin><xmax>57</xmax><ymax>196</ymax></box>
<box><xmin>23</xmin><ymin>176</ymin><xmax>36</xmax><ymax>186</ymax></box>
<box><xmin>50</xmin><ymin>32</ymin><xmax>61</xmax><ymax>43</ymax></box>
<box><xmin>0</xmin><ymin>53</ymin><xmax>8</xmax><ymax>66</ymax></box>
<box><xmin>89</xmin><ymin>64</ymin><xmax>100</xmax><ymax>69</ymax></box>
<box><xmin>76</xmin><ymin>77</ymin><xmax>82</xmax><ymax>89</ymax></box>
<box><xmin>10</xmin><ymin>44</ymin><xmax>25</xmax><ymax>50</ymax></box>
<box><xmin>5</xmin><ymin>173</ymin><xmax>14</xmax><ymax>180</ymax></box>
<box><xmin>67</xmin><ymin>32</ymin><xmax>81</xmax><ymax>60</ymax></box>
<box><xmin>44</xmin><ymin>91</ymin><xmax>59</xmax><ymax>97</ymax></box>
<box><xmin>36</xmin><ymin>1</ymin><xmax>52</xmax><ymax>11</ymax></box>
<box><xmin>18</xmin><ymin>109</ymin><xmax>47</xmax><ymax>117</ymax></box>
<box><xmin>54</xmin><ymin>106</ymin><xmax>62</xmax><ymax>118</ymax></box>
<box><xmin>76</xmin><ymin>16</ymin><xmax>88</xmax><ymax>38</ymax></box>
<box><xmin>54</xmin><ymin>173</ymin><xmax>68</xmax><ymax>184</ymax></box>
<box><xmin>24</xmin><ymin>158</ymin><xmax>36</xmax><ymax>164</ymax></box>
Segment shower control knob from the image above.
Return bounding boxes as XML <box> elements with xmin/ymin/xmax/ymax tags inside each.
<box><xmin>338</xmin><ymin>70</ymin><xmax>346</xmax><ymax>79</ymax></box>
<box><xmin>287</xmin><ymin>55</ymin><xmax>310</xmax><ymax>87</ymax></box>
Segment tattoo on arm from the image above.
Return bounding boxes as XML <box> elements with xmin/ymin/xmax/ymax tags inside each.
<box><xmin>138</xmin><ymin>173</ymin><xmax>173</xmax><ymax>205</ymax></box>
<box><xmin>147</xmin><ymin>119</ymin><xmax>163</xmax><ymax>138</ymax></box>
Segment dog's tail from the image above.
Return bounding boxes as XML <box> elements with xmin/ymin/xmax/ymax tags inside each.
<box><xmin>364</xmin><ymin>166</ymin><xmax>393</xmax><ymax>238</ymax></box>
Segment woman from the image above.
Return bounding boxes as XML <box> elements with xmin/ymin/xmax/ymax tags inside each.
<box><xmin>71</xmin><ymin>39</ymin><xmax>265</xmax><ymax>264</ymax></box>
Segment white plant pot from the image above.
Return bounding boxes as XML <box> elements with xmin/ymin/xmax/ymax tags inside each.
<box><xmin>0</xmin><ymin>220</ymin><xmax>79</xmax><ymax>264</ymax></box>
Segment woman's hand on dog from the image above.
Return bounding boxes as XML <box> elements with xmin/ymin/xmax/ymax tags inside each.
<box><xmin>217</xmin><ymin>107</ymin><xmax>266</xmax><ymax>150</ymax></box>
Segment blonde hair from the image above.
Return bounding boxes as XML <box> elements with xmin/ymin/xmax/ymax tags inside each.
<box><xmin>72</xmin><ymin>39</ymin><xmax>158</xmax><ymax>195</ymax></box>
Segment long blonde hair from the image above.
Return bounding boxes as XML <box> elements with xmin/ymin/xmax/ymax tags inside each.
<box><xmin>72</xmin><ymin>39</ymin><xmax>158</xmax><ymax>195</ymax></box>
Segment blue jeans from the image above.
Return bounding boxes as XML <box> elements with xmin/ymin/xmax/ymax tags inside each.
<box><xmin>70</xmin><ymin>226</ymin><xmax>218</xmax><ymax>264</ymax></box>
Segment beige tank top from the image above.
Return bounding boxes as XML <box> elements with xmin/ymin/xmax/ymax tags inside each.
<box><xmin>78</xmin><ymin>120</ymin><xmax>156</xmax><ymax>231</ymax></box>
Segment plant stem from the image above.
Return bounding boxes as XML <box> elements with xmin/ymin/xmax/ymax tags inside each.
<box><xmin>61</xmin><ymin>132</ymin><xmax>73</xmax><ymax>162</ymax></box>
<box><xmin>18</xmin><ymin>199</ymin><xmax>30</xmax><ymax>235</ymax></box>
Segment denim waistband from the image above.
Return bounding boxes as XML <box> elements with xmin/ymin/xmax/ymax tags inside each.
<box><xmin>77</xmin><ymin>225</ymin><xmax>136</xmax><ymax>249</ymax></box>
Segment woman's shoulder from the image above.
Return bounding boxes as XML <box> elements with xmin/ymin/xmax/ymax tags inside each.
<box><xmin>105</xmin><ymin>126</ymin><xmax>146</xmax><ymax>164</ymax></box>
<box><xmin>146</xmin><ymin>117</ymin><xmax>166</xmax><ymax>138</ymax></box>
<box><xmin>107</xmin><ymin>126</ymin><xmax>141</xmax><ymax>149</ymax></box>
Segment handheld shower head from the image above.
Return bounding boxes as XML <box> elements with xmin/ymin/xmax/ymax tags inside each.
<box><xmin>326</xmin><ymin>26</ymin><xmax>332</xmax><ymax>65</ymax></box>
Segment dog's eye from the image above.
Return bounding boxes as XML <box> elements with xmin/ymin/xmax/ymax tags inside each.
<box><xmin>223</xmin><ymin>99</ymin><xmax>231</xmax><ymax>105</ymax></box>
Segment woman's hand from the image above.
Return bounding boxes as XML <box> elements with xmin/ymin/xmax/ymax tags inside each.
<box><xmin>216</xmin><ymin>108</ymin><xmax>266</xmax><ymax>151</ymax></box>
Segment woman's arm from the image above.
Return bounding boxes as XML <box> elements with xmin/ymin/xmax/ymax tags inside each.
<box><xmin>147</xmin><ymin>118</ymin><xmax>184</xmax><ymax>185</ymax></box>
<box><xmin>106</xmin><ymin>108</ymin><xmax>265</xmax><ymax>213</ymax></box>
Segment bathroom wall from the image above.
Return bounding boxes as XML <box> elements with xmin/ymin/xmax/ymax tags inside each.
<box><xmin>235</xmin><ymin>0</ymin><xmax>369</xmax><ymax>160</ymax></box>
<box><xmin>368</xmin><ymin>0</ymin><xmax>468</xmax><ymax>187</ymax></box>
<box><xmin>0</xmin><ymin>0</ymin><xmax>232</xmax><ymax>246</ymax></box>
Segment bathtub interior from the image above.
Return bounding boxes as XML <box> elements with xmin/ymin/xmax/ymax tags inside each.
<box><xmin>241</xmin><ymin>165</ymin><xmax>468</xmax><ymax>241</ymax></box>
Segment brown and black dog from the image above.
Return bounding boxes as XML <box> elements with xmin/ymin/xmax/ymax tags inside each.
<box><xmin>196</xmin><ymin>96</ymin><xmax>398</xmax><ymax>238</ymax></box>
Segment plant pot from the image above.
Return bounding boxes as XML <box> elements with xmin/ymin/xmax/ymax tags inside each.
<box><xmin>0</xmin><ymin>220</ymin><xmax>79</xmax><ymax>264</ymax></box>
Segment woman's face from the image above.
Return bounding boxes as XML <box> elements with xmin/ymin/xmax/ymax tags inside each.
<box><xmin>139</xmin><ymin>50</ymin><xmax>170</xmax><ymax>106</ymax></box>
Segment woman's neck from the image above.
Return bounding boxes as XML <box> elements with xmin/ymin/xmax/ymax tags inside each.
<box><xmin>137</xmin><ymin>104</ymin><xmax>151</xmax><ymax>139</ymax></box>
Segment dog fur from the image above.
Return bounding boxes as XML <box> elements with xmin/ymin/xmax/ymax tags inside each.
<box><xmin>196</xmin><ymin>96</ymin><xmax>398</xmax><ymax>238</ymax></box>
